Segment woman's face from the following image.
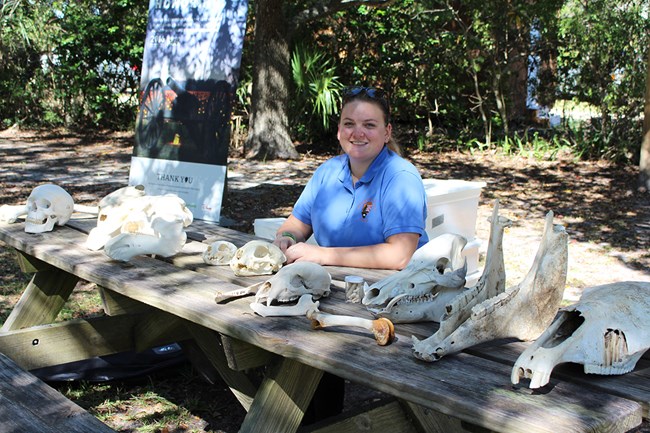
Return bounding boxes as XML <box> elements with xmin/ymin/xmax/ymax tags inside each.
<box><xmin>337</xmin><ymin>100</ymin><xmax>392</xmax><ymax>165</ymax></box>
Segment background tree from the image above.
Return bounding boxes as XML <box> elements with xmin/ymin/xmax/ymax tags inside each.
<box><xmin>244</xmin><ymin>0</ymin><xmax>395</xmax><ymax>160</ymax></box>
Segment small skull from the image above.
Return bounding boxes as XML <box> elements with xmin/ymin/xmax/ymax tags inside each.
<box><xmin>24</xmin><ymin>184</ymin><xmax>74</xmax><ymax>233</ymax></box>
<box><xmin>203</xmin><ymin>240</ymin><xmax>238</xmax><ymax>265</ymax></box>
<box><xmin>229</xmin><ymin>240</ymin><xmax>286</xmax><ymax>276</ymax></box>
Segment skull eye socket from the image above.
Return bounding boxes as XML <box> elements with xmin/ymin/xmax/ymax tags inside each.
<box><xmin>253</xmin><ymin>246</ymin><xmax>269</xmax><ymax>258</ymax></box>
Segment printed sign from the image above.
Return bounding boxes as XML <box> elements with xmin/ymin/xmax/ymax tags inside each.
<box><xmin>130</xmin><ymin>0</ymin><xmax>248</xmax><ymax>222</ymax></box>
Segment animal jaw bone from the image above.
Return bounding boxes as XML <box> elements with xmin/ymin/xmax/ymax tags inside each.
<box><xmin>306</xmin><ymin>308</ymin><xmax>395</xmax><ymax>346</ymax></box>
<box><xmin>412</xmin><ymin>209</ymin><xmax>568</xmax><ymax>362</ymax></box>
<box><xmin>251</xmin><ymin>294</ymin><xmax>320</xmax><ymax>317</ymax></box>
<box><xmin>512</xmin><ymin>281</ymin><xmax>650</xmax><ymax>389</ymax></box>
<box><xmin>362</xmin><ymin>233</ymin><xmax>468</xmax><ymax>323</ymax></box>
<box><xmin>415</xmin><ymin>200</ymin><xmax>510</xmax><ymax>353</ymax></box>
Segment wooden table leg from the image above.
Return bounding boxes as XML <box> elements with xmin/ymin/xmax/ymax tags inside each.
<box><xmin>240</xmin><ymin>357</ymin><xmax>323</xmax><ymax>433</ymax></box>
<box><xmin>2</xmin><ymin>265</ymin><xmax>79</xmax><ymax>332</ymax></box>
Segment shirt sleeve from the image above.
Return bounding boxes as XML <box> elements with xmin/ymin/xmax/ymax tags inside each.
<box><xmin>381</xmin><ymin>170</ymin><xmax>428</xmax><ymax>240</ymax></box>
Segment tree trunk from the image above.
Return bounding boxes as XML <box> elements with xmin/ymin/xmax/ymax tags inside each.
<box><xmin>640</xmin><ymin>48</ymin><xmax>650</xmax><ymax>191</ymax></box>
<box><xmin>245</xmin><ymin>0</ymin><xmax>299</xmax><ymax>160</ymax></box>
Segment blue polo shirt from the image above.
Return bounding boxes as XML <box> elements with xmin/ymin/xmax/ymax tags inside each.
<box><xmin>292</xmin><ymin>146</ymin><xmax>429</xmax><ymax>249</ymax></box>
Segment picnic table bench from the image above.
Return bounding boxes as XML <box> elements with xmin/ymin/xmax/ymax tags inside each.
<box><xmin>0</xmin><ymin>217</ymin><xmax>647</xmax><ymax>433</ymax></box>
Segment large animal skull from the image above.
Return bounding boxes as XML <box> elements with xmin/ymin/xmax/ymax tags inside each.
<box><xmin>102</xmin><ymin>194</ymin><xmax>193</xmax><ymax>261</ymax></box>
<box><xmin>512</xmin><ymin>281</ymin><xmax>650</xmax><ymax>389</ymax></box>
<box><xmin>412</xmin><ymin>208</ymin><xmax>568</xmax><ymax>362</ymax></box>
<box><xmin>229</xmin><ymin>240</ymin><xmax>286</xmax><ymax>276</ymax></box>
<box><xmin>361</xmin><ymin>233</ymin><xmax>468</xmax><ymax>323</ymax></box>
<box><xmin>24</xmin><ymin>184</ymin><xmax>75</xmax><ymax>233</ymax></box>
<box><xmin>86</xmin><ymin>185</ymin><xmax>147</xmax><ymax>250</ymax></box>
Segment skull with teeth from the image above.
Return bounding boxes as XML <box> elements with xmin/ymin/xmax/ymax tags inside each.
<box><xmin>24</xmin><ymin>184</ymin><xmax>75</xmax><ymax>233</ymax></box>
<box><xmin>512</xmin><ymin>281</ymin><xmax>650</xmax><ymax>389</ymax></box>
<box><xmin>361</xmin><ymin>233</ymin><xmax>468</xmax><ymax>323</ymax></box>
<box><xmin>229</xmin><ymin>240</ymin><xmax>286</xmax><ymax>276</ymax></box>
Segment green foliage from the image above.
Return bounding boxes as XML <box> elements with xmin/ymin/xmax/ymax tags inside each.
<box><xmin>290</xmin><ymin>43</ymin><xmax>344</xmax><ymax>140</ymax></box>
<box><xmin>0</xmin><ymin>0</ymin><xmax>147</xmax><ymax>129</ymax></box>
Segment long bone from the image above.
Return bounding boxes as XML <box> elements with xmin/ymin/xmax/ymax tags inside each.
<box><xmin>412</xmin><ymin>209</ymin><xmax>568</xmax><ymax>361</ymax></box>
<box><xmin>306</xmin><ymin>308</ymin><xmax>395</xmax><ymax>346</ymax></box>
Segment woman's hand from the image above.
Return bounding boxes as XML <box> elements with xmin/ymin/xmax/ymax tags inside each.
<box><xmin>284</xmin><ymin>242</ymin><xmax>326</xmax><ymax>265</ymax></box>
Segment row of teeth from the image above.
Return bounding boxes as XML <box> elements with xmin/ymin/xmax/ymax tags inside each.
<box><xmin>393</xmin><ymin>293</ymin><xmax>438</xmax><ymax>305</ymax></box>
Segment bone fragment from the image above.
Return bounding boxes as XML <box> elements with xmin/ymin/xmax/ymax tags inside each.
<box><xmin>306</xmin><ymin>308</ymin><xmax>395</xmax><ymax>346</ymax></box>
<box><xmin>250</xmin><ymin>294</ymin><xmax>320</xmax><ymax>317</ymax></box>
<box><xmin>215</xmin><ymin>281</ymin><xmax>264</xmax><ymax>303</ymax></box>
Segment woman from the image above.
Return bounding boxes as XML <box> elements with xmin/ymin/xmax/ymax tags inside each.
<box><xmin>274</xmin><ymin>86</ymin><xmax>429</xmax><ymax>270</ymax></box>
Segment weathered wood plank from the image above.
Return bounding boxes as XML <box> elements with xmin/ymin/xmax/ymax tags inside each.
<box><xmin>0</xmin><ymin>352</ymin><xmax>115</xmax><ymax>432</ymax></box>
<box><xmin>302</xmin><ymin>399</ymin><xmax>418</xmax><ymax>433</ymax></box>
<box><xmin>0</xmin><ymin>312</ymin><xmax>183</xmax><ymax>370</ymax></box>
<box><xmin>241</xmin><ymin>357</ymin><xmax>323</xmax><ymax>433</ymax></box>
<box><xmin>1</xmin><ymin>267</ymin><xmax>79</xmax><ymax>332</ymax></box>
<box><xmin>221</xmin><ymin>334</ymin><xmax>274</xmax><ymax>371</ymax></box>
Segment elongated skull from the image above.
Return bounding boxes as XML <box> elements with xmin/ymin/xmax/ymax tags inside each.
<box><xmin>512</xmin><ymin>281</ymin><xmax>650</xmax><ymax>389</ymax></box>
<box><xmin>203</xmin><ymin>240</ymin><xmax>238</xmax><ymax>265</ymax></box>
<box><xmin>253</xmin><ymin>261</ymin><xmax>331</xmax><ymax>306</ymax></box>
<box><xmin>230</xmin><ymin>240</ymin><xmax>286</xmax><ymax>276</ymax></box>
<box><xmin>24</xmin><ymin>184</ymin><xmax>74</xmax><ymax>233</ymax></box>
<box><xmin>362</xmin><ymin>233</ymin><xmax>468</xmax><ymax>323</ymax></box>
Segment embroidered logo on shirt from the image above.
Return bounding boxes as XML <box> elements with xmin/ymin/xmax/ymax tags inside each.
<box><xmin>361</xmin><ymin>201</ymin><xmax>373</xmax><ymax>219</ymax></box>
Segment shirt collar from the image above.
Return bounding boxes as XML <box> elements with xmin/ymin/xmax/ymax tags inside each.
<box><xmin>339</xmin><ymin>145</ymin><xmax>390</xmax><ymax>185</ymax></box>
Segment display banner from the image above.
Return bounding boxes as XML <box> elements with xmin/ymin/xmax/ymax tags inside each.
<box><xmin>130</xmin><ymin>0</ymin><xmax>248</xmax><ymax>222</ymax></box>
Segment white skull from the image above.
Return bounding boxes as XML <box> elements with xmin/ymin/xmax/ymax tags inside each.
<box><xmin>86</xmin><ymin>185</ymin><xmax>147</xmax><ymax>250</ymax></box>
<box><xmin>203</xmin><ymin>240</ymin><xmax>238</xmax><ymax>265</ymax></box>
<box><xmin>254</xmin><ymin>261</ymin><xmax>331</xmax><ymax>307</ymax></box>
<box><xmin>101</xmin><ymin>194</ymin><xmax>193</xmax><ymax>261</ymax></box>
<box><xmin>229</xmin><ymin>240</ymin><xmax>286</xmax><ymax>276</ymax></box>
<box><xmin>24</xmin><ymin>184</ymin><xmax>74</xmax><ymax>233</ymax></box>
<box><xmin>512</xmin><ymin>281</ymin><xmax>650</xmax><ymax>389</ymax></box>
<box><xmin>412</xmin><ymin>208</ymin><xmax>568</xmax><ymax>362</ymax></box>
<box><xmin>362</xmin><ymin>233</ymin><xmax>468</xmax><ymax>323</ymax></box>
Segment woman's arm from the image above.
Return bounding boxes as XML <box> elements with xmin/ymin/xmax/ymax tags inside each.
<box><xmin>273</xmin><ymin>214</ymin><xmax>314</xmax><ymax>251</ymax></box>
<box><xmin>283</xmin><ymin>232</ymin><xmax>419</xmax><ymax>270</ymax></box>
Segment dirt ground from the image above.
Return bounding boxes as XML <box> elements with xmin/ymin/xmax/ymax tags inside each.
<box><xmin>1</xmin><ymin>127</ymin><xmax>649</xmax><ymax>431</ymax></box>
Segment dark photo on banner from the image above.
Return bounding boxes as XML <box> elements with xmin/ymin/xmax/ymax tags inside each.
<box><xmin>130</xmin><ymin>0</ymin><xmax>248</xmax><ymax>222</ymax></box>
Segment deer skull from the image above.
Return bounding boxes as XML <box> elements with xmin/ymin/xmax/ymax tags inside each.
<box><xmin>24</xmin><ymin>184</ymin><xmax>75</xmax><ymax>233</ymax></box>
<box><xmin>229</xmin><ymin>240</ymin><xmax>286</xmax><ymax>276</ymax></box>
<box><xmin>512</xmin><ymin>281</ymin><xmax>650</xmax><ymax>389</ymax></box>
<box><xmin>362</xmin><ymin>233</ymin><xmax>468</xmax><ymax>323</ymax></box>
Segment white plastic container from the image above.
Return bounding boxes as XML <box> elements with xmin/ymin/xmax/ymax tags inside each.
<box><xmin>253</xmin><ymin>217</ymin><xmax>318</xmax><ymax>245</ymax></box>
<box><xmin>422</xmin><ymin>179</ymin><xmax>486</xmax><ymax>241</ymax></box>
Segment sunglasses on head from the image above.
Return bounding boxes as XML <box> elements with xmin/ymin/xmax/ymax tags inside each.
<box><xmin>342</xmin><ymin>86</ymin><xmax>391</xmax><ymax>122</ymax></box>
<box><xmin>343</xmin><ymin>86</ymin><xmax>387</xmax><ymax>100</ymax></box>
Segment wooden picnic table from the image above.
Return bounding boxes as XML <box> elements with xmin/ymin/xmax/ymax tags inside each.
<box><xmin>0</xmin><ymin>217</ymin><xmax>647</xmax><ymax>433</ymax></box>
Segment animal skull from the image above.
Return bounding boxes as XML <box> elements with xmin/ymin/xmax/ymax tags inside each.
<box><xmin>86</xmin><ymin>185</ymin><xmax>147</xmax><ymax>250</ymax></box>
<box><xmin>412</xmin><ymin>207</ymin><xmax>568</xmax><ymax>362</ymax></box>
<box><xmin>362</xmin><ymin>233</ymin><xmax>468</xmax><ymax>323</ymax></box>
<box><xmin>253</xmin><ymin>261</ymin><xmax>331</xmax><ymax>307</ymax></box>
<box><xmin>86</xmin><ymin>186</ymin><xmax>194</xmax><ymax>261</ymax></box>
<box><xmin>203</xmin><ymin>240</ymin><xmax>238</xmax><ymax>265</ymax></box>
<box><xmin>23</xmin><ymin>184</ymin><xmax>75</xmax><ymax>233</ymax></box>
<box><xmin>229</xmin><ymin>240</ymin><xmax>286</xmax><ymax>276</ymax></box>
<box><xmin>512</xmin><ymin>281</ymin><xmax>650</xmax><ymax>389</ymax></box>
